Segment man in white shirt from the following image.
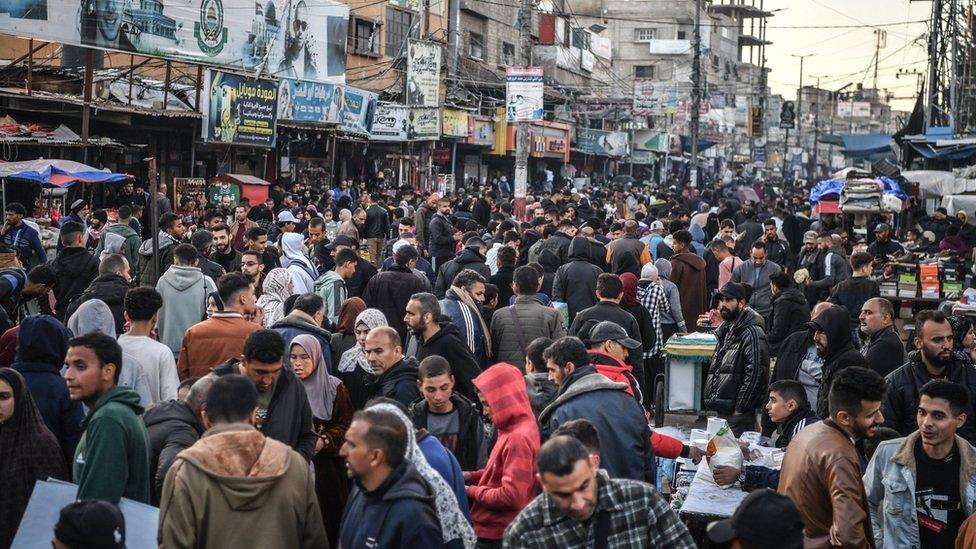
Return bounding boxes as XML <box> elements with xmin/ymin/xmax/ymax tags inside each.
<box><xmin>118</xmin><ymin>286</ymin><xmax>179</xmax><ymax>406</ymax></box>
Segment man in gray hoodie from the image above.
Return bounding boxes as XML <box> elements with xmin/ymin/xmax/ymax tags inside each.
<box><xmin>94</xmin><ymin>205</ymin><xmax>140</xmax><ymax>266</ymax></box>
<box><xmin>155</xmin><ymin>244</ymin><xmax>216</xmax><ymax>360</ymax></box>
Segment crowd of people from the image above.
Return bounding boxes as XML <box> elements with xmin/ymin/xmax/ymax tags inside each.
<box><xmin>4</xmin><ymin>173</ymin><xmax>976</xmax><ymax>547</ymax></box>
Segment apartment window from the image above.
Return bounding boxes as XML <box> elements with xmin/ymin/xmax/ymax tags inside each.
<box><xmin>634</xmin><ymin>65</ymin><xmax>655</xmax><ymax>79</ymax></box>
<box><xmin>571</xmin><ymin>27</ymin><xmax>590</xmax><ymax>50</ymax></box>
<box><xmin>468</xmin><ymin>32</ymin><xmax>484</xmax><ymax>59</ymax></box>
<box><xmin>349</xmin><ymin>18</ymin><xmax>380</xmax><ymax>55</ymax></box>
<box><xmin>634</xmin><ymin>28</ymin><xmax>655</xmax><ymax>42</ymax></box>
<box><xmin>677</xmin><ymin>30</ymin><xmax>687</xmax><ymax>40</ymax></box>
<box><xmin>501</xmin><ymin>41</ymin><xmax>516</xmax><ymax>66</ymax></box>
<box><xmin>711</xmin><ymin>55</ymin><xmax>719</xmax><ymax>69</ymax></box>
<box><xmin>385</xmin><ymin>8</ymin><xmax>417</xmax><ymax>58</ymax></box>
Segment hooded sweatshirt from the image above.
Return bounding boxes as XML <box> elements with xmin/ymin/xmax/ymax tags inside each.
<box><xmin>73</xmin><ymin>386</ymin><xmax>151</xmax><ymax>504</ymax></box>
<box><xmin>468</xmin><ymin>364</ymin><xmax>540</xmax><ymax>540</ymax></box>
<box><xmin>94</xmin><ymin>222</ymin><xmax>140</xmax><ymax>265</ymax></box>
<box><xmin>159</xmin><ymin>423</ymin><xmax>328</xmax><ymax>548</ymax></box>
<box><xmin>13</xmin><ymin>314</ymin><xmax>84</xmax><ymax>463</ymax></box>
<box><xmin>809</xmin><ymin>305</ymin><xmax>868</xmax><ymax>418</ymax></box>
<box><xmin>281</xmin><ymin>232</ymin><xmax>317</xmax><ymax>294</ymax></box>
<box><xmin>142</xmin><ymin>399</ymin><xmax>204</xmax><ymax>504</ymax></box>
<box><xmin>51</xmin><ymin>246</ymin><xmax>99</xmax><ymax>319</ymax></box>
<box><xmin>315</xmin><ymin>269</ymin><xmax>346</xmax><ymax>328</ymax></box>
<box><xmin>552</xmin><ymin>236</ymin><xmax>603</xmax><ymax>323</ymax></box>
<box><xmin>137</xmin><ymin>230</ymin><xmax>180</xmax><ymax>286</ymax></box>
<box><xmin>670</xmin><ymin>251</ymin><xmax>708</xmax><ymax>326</ymax></box>
<box><xmin>155</xmin><ymin>264</ymin><xmax>216</xmax><ymax>358</ymax></box>
<box><xmin>367</xmin><ymin>356</ymin><xmax>422</xmax><ymax>408</ymax></box>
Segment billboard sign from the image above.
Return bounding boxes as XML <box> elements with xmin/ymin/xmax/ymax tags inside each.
<box><xmin>408</xmin><ymin>107</ymin><xmax>440</xmax><ymax>140</ymax></box>
<box><xmin>277</xmin><ymin>79</ymin><xmax>342</xmax><ymax>123</ymax></box>
<box><xmin>370</xmin><ymin>103</ymin><xmax>408</xmax><ymax>141</ymax></box>
<box><xmin>506</xmin><ymin>66</ymin><xmax>543</xmax><ymax>122</ymax></box>
<box><xmin>202</xmin><ymin>70</ymin><xmax>278</xmax><ymax>147</ymax></box>
<box><xmin>575</xmin><ymin>128</ymin><xmax>629</xmax><ymax>157</ymax></box>
<box><xmin>442</xmin><ymin>108</ymin><xmax>469</xmax><ymax>137</ymax></box>
<box><xmin>406</xmin><ymin>40</ymin><xmax>441</xmax><ymax>107</ymax></box>
<box><xmin>633</xmin><ymin>79</ymin><xmax>677</xmax><ymax>116</ymax></box>
<box><xmin>339</xmin><ymin>86</ymin><xmax>377</xmax><ymax>135</ymax></box>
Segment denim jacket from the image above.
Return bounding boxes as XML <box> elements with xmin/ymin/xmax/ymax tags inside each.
<box><xmin>863</xmin><ymin>431</ymin><xmax>976</xmax><ymax>548</ymax></box>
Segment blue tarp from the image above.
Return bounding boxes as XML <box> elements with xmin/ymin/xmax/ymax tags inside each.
<box><xmin>5</xmin><ymin>166</ymin><xmax>130</xmax><ymax>187</ymax></box>
<box><xmin>908</xmin><ymin>142</ymin><xmax>976</xmax><ymax>161</ymax></box>
<box><xmin>810</xmin><ymin>176</ymin><xmax>907</xmax><ymax>206</ymax></box>
<box><xmin>840</xmin><ymin>134</ymin><xmax>894</xmax><ymax>156</ymax></box>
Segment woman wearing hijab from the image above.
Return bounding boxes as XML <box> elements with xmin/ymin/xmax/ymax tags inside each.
<box><xmin>330</xmin><ymin>297</ymin><xmax>367</xmax><ymax>365</ymax></box>
<box><xmin>619</xmin><ymin>272</ymin><xmax>655</xmax><ymax>365</ymax></box>
<box><xmin>337</xmin><ymin>308</ymin><xmax>387</xmax><ymax>409</ymax></box>
<box><xmin>256</xmin><ymin>268</ymin><xmax>293</xmax><ymax>328</ymax></box>
<box><xmin>949</xmin><ymin>315</ymin><xmax>976</xmax><ymax>365</ymax></box>
<box><xmin>367</xmin><ymin>401</ymin><xmax>476</xmax><ymax>549</ymax></box>
<box><xmin>290</xmin><ymin>334</ymin><xmax>354</xmax><ymax>547</ymax></box>
<box><xmin>0</xmin><ymin>367</ymin><xmax>67</xmax><ymax>547</ymax></box>
<box><xmin>337</xmin><ymin>209</ymin><xmax>358</xmax><ymax>240</ymax></box>
<box><xmin>281</xmin><ymin>232</ymin><xmax>317</xmax><ymax>294</ymax></box>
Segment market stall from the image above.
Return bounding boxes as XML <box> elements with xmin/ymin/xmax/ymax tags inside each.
<box><xmin>211</xmin><ymin>173</ymin><xmax>272</xmax><ymax>207</ymax></box>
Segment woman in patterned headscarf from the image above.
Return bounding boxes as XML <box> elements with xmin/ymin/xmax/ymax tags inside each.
<box><xmin>329</xmin><ymin>297</ymin><xmax>367</xmax><ymax>365</ymax></box>
<box><xmin>949</xmin><ymin>315</ymin><xmax>976</xmax><ymax>364</ymax></box>
<box><xmin>337</xmin><ymin>308</ymin><xmax>387</xmax><ymax>409</ymax></box>
<box><xmin>256</xmin><ymin>268</ymin><xmax>293</xmax><ymax>328</ymax></box>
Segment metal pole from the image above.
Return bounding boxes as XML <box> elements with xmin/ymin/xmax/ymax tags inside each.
<box><xmin>927</xmin><ymin>0</ymin><xmax>943</xmax><ymax>127</ymax></box>
<box><xmin>448</xmin><ymin>0</ymin><xmax>461</xmax><ymax>87</ymax></box>
<box><xmin>951</xmin><ymin>0</ymin><xmax>959</xmax><ymax>134</ymax></box>
<box><xmin>689</xmin><ymin>0</ymin><xmax>702</xmax><ymax>189</ymax></box>
<box><xmin>81</xmin><ymin>48</ymin><xmax>93</xmax><ymax>164</ymax></box>
<box><xmin>26</xmin><ymin>39</ymin><xmax>32</xmax><ymax>96</ymax></box>
<box><xmin>513</xmin><ymin>0</ymin><xmax>532</xmax><ymax>220</ymax></box>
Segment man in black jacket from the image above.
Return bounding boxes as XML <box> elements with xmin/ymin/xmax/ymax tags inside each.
<box><xmin>858</xmin><ymin>297</ymin><xmax>905</xmax><ymax>377</ymax></box>
<box><xmin>209</xmin><ymin>223</ymin><xmax>242</xmax><ymax>274</ymax></box>
<box><xmin>828</xmin><ymin>252</ymin><xmax>880</xmax><ymax>338</ymax></box>
<box><xmin>142</xmin><ymin>376</ymin><xmax>212</xmax><ymax>504</ymax></box>
<box><xmin>211</xmin><ymin>329</ymin><xmax>317</xmax><ymax>461</ymax></box>
<box><xmin>552</xmin><ymin>236</ymin><xmax>603</xmax><ymax>324</ymax></box>
<box><xmin>568</xmin><ymin>273</ymin><xmax>643</xmax><ymax>371</ymax></box>
<box><xmin>408</xmin><ymin>356</ymin><xmax>484</xmax><ymax>471</ymax></box>
<box><xmin>363</xmin><ymin>326</ymin><xmax>421</xmax><ymax>407</ymax></box>
<box><xmin>190</xmin><ymin>229</ymin><xmax>225</xmax><ymax>282</ymax></box>
<box><xmin>760</xmin><ymin>218</ymin><xmax>791</xmax><ymax>270</ymax></box>
<box><xmin>362</xmin><ymin>245</ymin><xmax>428</xmax><ymax>342</ymax></box>
<box><xmin>808</xmin><ymin>305</ymin><xmax>868</xmax><ymax>418</ymax></box>
<box><xmin>364</xmin><ymin>193</ymin><xmax>390</xmax><ymax>268</ymax></box>
<box><xmin>65</xmin><ymin>254</ymin><xmax>131</xmax><ymax>335</ymax></box>
<box><xmin>404</xmin><ymin>292</ymin><xmax>481</xmax><ymax>402</ymax></box>
<box><xmin>428</xmin><ymin>198</ymin><xmax>457</xmax><ymax>273</ymax></box>
<box><xmin>536</xmin><ymin>219</ymin><xmax>576</xmax><ymax>265</ymax></box>
<box><xmin>433</xmin><ymin>237</ymin><xmax>490</xmax><ymax>298</ymax></box>
<box><xmin>768</xmin><ymin>271</ymin><xmax>810</xmax><ymax>357</ymax></box>
<box><xmin>490</xmin><ymin>245</ymin><xmax>518</xmax><ymax>307</ymax></box>
<box><xmin>52</xmin><ymin>221</ymin><xmax>99</xmax><ymax>321</ymax></box>
<box><xmin>883</xmin><ymin>310</ymin><xmax>976</xmax><ymax>444</ymax></box>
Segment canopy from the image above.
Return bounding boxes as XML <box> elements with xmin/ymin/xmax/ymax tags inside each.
<box><xmin>0</xmin><ymin>159</ymin><xmax>130</xmax><ymax>187</ymax></box>
<box><xmin>902</xmin><ymin>170</ymin><xmax>971</xmax><ymax>198</ymax></box>
<box><xmin>213</xmin><ymin>173</ymin><xmax>271</xmax><ymax>186</ymax></box>
<box><xmin>809</xmin><ymin>176</ymin><xmax>908</xmax><ymax>205</ymax></box>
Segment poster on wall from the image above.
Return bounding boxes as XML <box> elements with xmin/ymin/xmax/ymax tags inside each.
<box><xmin>340</xmin><ymin>86</ymin><xmax>377</xmax><ymax>135</ymax></box>
<box><xmin>633</xmin><ymin>130</ymin><xmax>668</xmax><ymax>152</ymax></box>
<box><xmin>0</xmin><ymin>0</ymin><xmax>349</xmax><ymax>83</ymax></box>
<box><xmin>408</xmin><ymin>108</ymin><xmax>440</xmax><ymax>140</ymax></box>
<box><xmin>406</xmin><ymin>40</ymin><xmax>441</xmax><ymax>107</ymax></box>
<box><xmin>633</xmin><ymin>79</ymin><xmax>677</xmax><ymax>116</ymax></box>
<box><xmin>201</xmin><ymin>70</ymin><xmax>279</xmax><ymax>147</ymax></box>
<box><xmin>442</xmin><ymin>108</ymin><xmax>469</xmax><ymax>138</ymax></box>
<box><xmin>575</xmin><ymin>128</ymin><xmax>629</xmax><ymax>157</ymax></box>
<box><xmin>371</xmin><ymin>103</ymin><xmax>408</xmax><ymax>141</ymax></box>
<box><xmin>467</xmin><ymin>116</ymin><xmax>494</xmax><ymax>146</ymax></box>
<box><xmin>506</xmin><ymin>66</ymin><xmax>543</xmax><ymax>122</ymax></box>
<box><xmin>277</xmin><ymin>79</ymin><xmax>343</xmax><ymax>123</ymax></box>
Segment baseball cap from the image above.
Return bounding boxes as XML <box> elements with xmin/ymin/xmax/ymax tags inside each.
<box><xmin>277</xmin><ymin>211</ymin><xmax>299</xmax><ymax>224</ymax></box>
<box><xmin>716</xmin><ymin>282</ymin><xmax>750</xmax><ymax>301</ymax></box>
<box><xmin>707</xmin><ymin>489</ymin><xmax>803</xmax><ymax>548</ymax></box>
<box><xmin>325</xmin><ymin>235</ymin><xmax>355</xmax><ymax>250</ymax></box>
<box><xmin>54</xmin><ymin>500</ymin><xmax>126</xmax><ymax>549</ymax></box>
<box><xmin>650</xmin><ymin>220</ymin><xmax>665</xmax><ymax>231</ymax></box>
<box><xmin>802</xmin><ymin>230</ymin><xmax>818</xmax><ymax>244</ymax></box>
<box><xmin>588</xmin><ymin>321</ymin><xmax>641</xmax><ymax>349</ymax></box>
<box><xmin>875</xmin><ymin>223</ymin><xmax>891</xmax><ymax>233</ymax></box>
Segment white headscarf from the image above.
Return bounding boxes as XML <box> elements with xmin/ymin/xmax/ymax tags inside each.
<box><xmin>281</xmin><ymin>232</ymin><xmax>318</xmax><ymax>281</ymax></box>
<box><xmin>367</xmin><ymin>403</ymin><xmax>476</xmax><ymax>549</ymax></box>
<box><xmin>337</xmin><ymin>308</ymin><xmax>387</xmax><ymax>373</ymax></box>
<box><xmin>256</xmin><ymin>268</ymin><xmax>292</xmax><ymax>328</ymax></box>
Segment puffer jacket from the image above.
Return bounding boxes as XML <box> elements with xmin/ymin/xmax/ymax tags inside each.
<box><xmin>768</xmin><ymin>287</ymin><xmax>811</xmax><ymax>356</ymax></box>
<box><xmin>883</xmin><ymin>351</ymin><xmax>976</xmax><ymax>444</ymax></box>
<box><xmin>540</xmin><ymin>364</ymin><xmax>653</xmax><ymax>482</ymax></box>
<box><xmin>136</xmin><ymin>230</ymin><xmax>180</xmax><ymax>287</ymax></box>
<box><xmin>704</xmin><ymin>307</ymin><xmax>769</xmax><ymax>415</ymax></box>
<box><xmin>536</xmin><ymin>231</ymin><xmax>573</xmax><ymax>265</ymax></box>
<box><xmin>489</xmin><ymin>295</ymin><xmax>566</xmax><ymax>368</ymax></box>
<box><xmin>812</xmin><ymin>305</ymin><xmax>868</xmax><ymax>418</ymax></box>
<box><xmin>433</xmin><ymin>246</ymin><xmax>491</xmax><ymax>298</ymax></box>
<box><xmin>552</xmin><ymin>237</ymin><xmax>603</xmax><ymax>323</ymax></box>
<box><xmin>366</xmin><ymin>356</ymin><xmax>421</xmax><ymax>408</ymax></box>
<box><xmin>427</xmin><ymin>211</ymin><xmax>457</xmax><ymax>258</ymax></box>
<box><xmin>469</xmin><ymin>364</ymin><xmax>540</xmax><ymax>540</ymax></box>
<box><xmin>864</xmin><ymin>431</ymin><xmax>976</xmax><ymax>549</ymax></box>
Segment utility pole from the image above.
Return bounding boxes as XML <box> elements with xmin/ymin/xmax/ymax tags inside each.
<box><xmin>872</xmin><ymin>29</ymin><xmax>886</xmax><ymax>91</ymax></box>
<box><xmin>513</xmin><ymin>0</ymin><xmax>532</xmax><ymax>219</ymax></box>
<box><xmin>419</xmin><ymin>0</ymin><xmax>432</xmax><ymax>191</ymax></box>
<box><xmin>791</xmin><ymin>53</ymin><xmax>813</xmax><ymax>180</ymax></box>
<box><xmin>927</xmin><ymin>0</ymin><xmax>943</xmax><ymax>128</ymax></box>
<box><xmin>810</xmin><ymin>75</ymin><xmax>822</xmax><ymax>180</ymax></box>
<box><xmin>689</xmin><ymin>0</ymin><xmax>702</xmax><ymax>189</ymax></box>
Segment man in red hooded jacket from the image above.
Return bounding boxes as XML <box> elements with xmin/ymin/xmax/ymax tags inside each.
<box><xmin>466</xmin><ymin>363</ymin><xmax>541</xmax><ymax>547</ymax></box>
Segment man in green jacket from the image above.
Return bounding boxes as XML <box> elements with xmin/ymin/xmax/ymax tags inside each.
<box><xmin>315</xmin><ymin>247</ymin><xmax>357</xmax><ymax>329</ymax></box>
<box><xmin>64</xmin><ymin>331</ymin><xmax>150</xmax><ymax>504</ymax></box>
<box><xmin>93</xmin><ymin>205</ymin><xmax>141</xmax><ymax>265</ymax></box>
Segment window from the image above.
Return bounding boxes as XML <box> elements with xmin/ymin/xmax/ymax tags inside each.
<box><xmin>468</xmin><ymin>32</ymin><xmax>484</xmax><ymax>59</ymax></box>
<box><xmin>385</xmin><ymin>8</ymin><xmax>417</xmax><ymax>58</ymax></box>
<box><xmin>634</xmin><ymin>65</ymin><xmax>654</xmax><ymax>78</ymax></box>
<box><xmin>711</xmin><ymin>55</ymin><xmax>719</xmax><ymax>69</ymax></box>
<box><xmin>501</xmin><ymin>41</ymin><xmax>516</xmax><ymax>66</ymax></box>
<box><xmin>677</xmin><ymin>30</ymin><xmax>686</xmax><ymax>40</ymax></box>
<box><xmin>349</xmin><ymin>18</ymin><xmax>380</xmax><ymax>55</ymax></box>
<box><xmin>634</xmin><ymin>28</ymin><xmax>655</xmax><ymax>42</ymax></box>
<box><xmin>571</xmin><ymin>27</ymin><xmax>590</xmax><ymax>50</ymax></box>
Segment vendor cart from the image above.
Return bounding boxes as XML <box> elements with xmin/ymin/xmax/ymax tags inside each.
<box><xmin>654</xmin><ymin>333</ymin><xmax>717</xmax><ymax>427</ymax></box>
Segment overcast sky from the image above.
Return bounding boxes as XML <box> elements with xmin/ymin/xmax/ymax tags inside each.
<box><xmin>762</xmin><ymin>0</ymin><xmax>928</xmax><ymax>112</ymax></box>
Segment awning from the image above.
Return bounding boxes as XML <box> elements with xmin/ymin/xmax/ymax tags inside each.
<box><xmin>909</xmin><ymin>141</ymin><xmax>976</xmax><ymax>161</ymax></box>
<box><xmin>213</xmin><ymin>173</ymin><xmax>271</xmax><ymax>186</ymax></box>
<box><xmin>0</xmin><ymin>159</ymin><xmax>131</xmax><ymax>187</ymax></box>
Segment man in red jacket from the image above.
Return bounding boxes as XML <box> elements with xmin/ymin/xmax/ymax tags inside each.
<box><xmin>466</xmin><ymin>363</ymin><xmax>541</xmax><ymax>547</ymax></box>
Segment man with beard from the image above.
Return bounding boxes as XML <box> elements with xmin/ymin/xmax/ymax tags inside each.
<box><xmin>209</xmin><ymin>223</ymin><xmax>241</xmax><ymax>273</ymax></box>
<box><xmin>867</xmin><ymin>223</ymin><xmax>904</xmax><ymax>260</ymax></box>
<box><xmin>704</xmin><ymin>282</ymin><xmax>770</xmax><ymax>435</ymax></box>
<box><xmin>229</xmin><ymin>204</ymin><xmax>257</xmax><ymax>252</ymax></box>
<box><xmin>858</xmin><ymin>298</ymin><xmax>905</xmax><ymax>377</ymax></box>
<box><xmin>403</xmin><ymin>292</ymin><xmax>480</xmax><ymax>403</ymax></box>
<box><xmin>364</xmin><ymin>326</ymin><xmax>421</xmax><ymax>408</ymax></box>
<box><xmin>239</xmin><ymin>250</ymin><xmax>265</xmax><ymax>298</ymax></box>
<box><xmin>778</xmin><ymin>366</ymin><xmax>885</xmax><ymax>547</ymax></box>
<box><xmin>883</xmin><ymin>310</ymin><xmax>976</xmax><ymax>445</ymax></box>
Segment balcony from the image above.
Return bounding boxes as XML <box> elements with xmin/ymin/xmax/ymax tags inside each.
<box><xmin>648</xmin><ymin>39</ymin><xmax>691</xmax><ymax>55</ymax></box>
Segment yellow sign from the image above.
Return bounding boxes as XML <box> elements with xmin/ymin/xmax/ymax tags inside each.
<box><xmin>442</xmin><ymin>108</ymin><xmax>469</xmax><ymax>138</ymax></box>
<box><xmin>490</xmin><ymin>106</ymin><xmax>507</xmax><ymax>155</ymax></box>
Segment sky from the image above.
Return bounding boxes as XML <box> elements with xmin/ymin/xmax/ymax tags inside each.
<box><xmin>762</xmin><ymin>0</ymin><xmax>929</xmax><ymax>112</ymax></box>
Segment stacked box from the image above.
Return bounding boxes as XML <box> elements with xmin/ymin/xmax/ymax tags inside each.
<box><xmin>919</xmin><ymin>264</ymin><xmax>940</xmax><ymax>299</ymax></box>
<box><xmin>898</xmin><ymin>272</ymin><xmax>919</xmax><ymax>298</ymax></box>
<box><xmin>880</xmin><ymin>280</ymin><xmax>899</xmax><ymax>297</ymax></box>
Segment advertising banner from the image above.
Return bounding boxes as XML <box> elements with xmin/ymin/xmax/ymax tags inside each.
<box><xmin>406</xmin><ymin>40</ymin><xmax>441</xmax><ymax>107</ymax></box>
<box><xmin>370</xmin><ymin>103</ymin><xmax>408</xmax><ymax>141</ymax></box>
<box><xmin>467</xmin><ymin>115</ymin><xmax>494</xmax><ymax>146</ymax></box>
<box><xmin>408</xmin><ymin>107</ymin><xmax>440</xmax><ymax>140</ymax></box>
<box><xmin>339</xmin><ymin>86</ymin><xmax>377</xmax><ymax>135</ymax></box>
<box><xmin>633</xmin><ymin>79</ymin><xmax>678</xmax><ymax>116</ymax></box>
<box><xmin>837</xmin><ymin>101</ymin><xmax>871</xmax><ymax>118</ymax></box>
<box><xmin>0</xmin><ymin>0</ymin><xmax>348</xmax><ymax>83</ymax></box>
<box><xmin>630</xmin><ymin>149</ymin><xmax>657</xmax><ymax>164</ymax></box>
<box><xmin>633</xmin><ymin>130</ymin><xmax>668</xmax><ymax>152</ymax></box>
<box><xmin>278</xmin><ymin>79</ymin><xmax>342</xmax><ymax>123</ymax></box>
<box><xmin>575</xmin><ymin>128</ymin><xmax>628</xmax><ymax>157</ymax></box>
<box><xmin>202</xmin><ymin>70</ymin><xmax>278</xmax><ymax>147</ymax></box>
<box><xmin>506</xmin><ymin>66</ymin><xmax>544</xmax><ymax>122</ymax></box>
<box><xmin>442</xmin><ymin>108</ymin><xmax>469</xmax><ymax>138</ymax></box>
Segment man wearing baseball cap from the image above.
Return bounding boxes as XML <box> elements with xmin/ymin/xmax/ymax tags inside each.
<box><xmin>707</xmin><ymin>489</ymin><xmax>804</xmax><ymax>549</ymax></box>
<box><xmin>867</xmin><ymin>223</ymin><xmax>904</xmax><ymax>259</ymax></box>
<box><xmin>53</xmin><ymin>500</ymin><xmax>126</xmax><ymax>549</ymax></box>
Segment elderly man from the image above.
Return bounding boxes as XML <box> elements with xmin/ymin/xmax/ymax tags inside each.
<box><xmin>730</xmin><ymin>241</ymin><xmax>782</xmax><ymax>324</ymax></box>
<box><xmin>859</xmin><ymin>297</ymin><xmax>905</xmax><ymax>377</ymax></box>
<box><xmin>364</xmin><ymin>326</ymin><xmax>421</xmax><ymax>407</ymax></box>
